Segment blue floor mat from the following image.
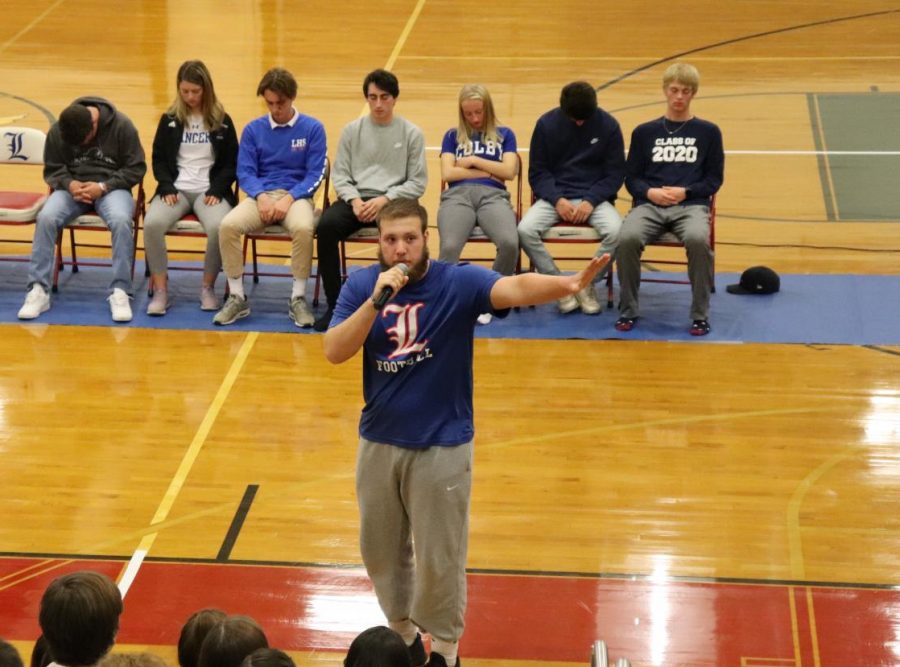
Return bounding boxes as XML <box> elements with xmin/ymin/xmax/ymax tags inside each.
<box><xmin>1</xmin><ymin>260</ymin><xmax>898</xmax><ymax>346</ymax></box>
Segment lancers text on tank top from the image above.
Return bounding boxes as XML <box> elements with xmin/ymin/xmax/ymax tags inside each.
<box><xmin>174</xmin><ymin>114</ymin><xmax>214</xmax><ymax>194</ymax></box>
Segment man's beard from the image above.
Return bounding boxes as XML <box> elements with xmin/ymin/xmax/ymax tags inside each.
<box><xmin>378</xmin><ymin>245</ymin><xmax>430</xmax><ymax>283</ymax></box>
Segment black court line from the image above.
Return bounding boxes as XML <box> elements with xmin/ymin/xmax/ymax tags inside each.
<box><xmin>596</xmin><ymin>8</ymin><xmax>900</xmax><ymax>91</ymax></box>
<box><xmin>0</xmin><ymin>92</ymin><xmax>56</xmax><ymax>124</ymax></box>
<box><xmin>1</xmin><ymin>549</ymin><xmax>898</xmax><ymax>592</ymax></box>
<box><xmin>216</xmin><ymin>484</ymin><xmax>259</xmax><ymax>562</ymax></box>
<box><xmin>864</xmin><ymin>345</ymin><xmax>900</xmax><ymax>358</ymax></box>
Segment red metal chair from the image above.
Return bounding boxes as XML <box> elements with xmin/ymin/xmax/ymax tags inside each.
<box><xmin>629</xmin><ymin>194</ymin><xmax>717</xmax><ymax>292</ymax></box>
<box><xmin>142</xmin><ymin>181</ymin><xmax>240</xmax><ymax>296</ymax></box>
<box><xmin>243</xmin><ymin>158</ymin><xmax>330</xmax><ymax>306</ymax></box>
<box><xmin>52</xmin><ymin>181</ymin><xmax>146</xmax><ymax>292</ymax></box>
<box><xmin>523</xmin><ymin>191</ymin><xmax>615</xmax><ymax>307</ymax></box>
<box><xmin>339</xmin><ymin>154</ymin><xmax>526</xmax><ymax>280</ymax></box>
<box><xmin>0</xmin><ymin>126</ymin><xmax>48</xmax><ymax>263</ymax></box>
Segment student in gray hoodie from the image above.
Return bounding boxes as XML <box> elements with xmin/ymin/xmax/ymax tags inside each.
<box><xmin>18</xmin><ymin>96</ymin><xmax>146</xmax><ymax>322</ymax></box>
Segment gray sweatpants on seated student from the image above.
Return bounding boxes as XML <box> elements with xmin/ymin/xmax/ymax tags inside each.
<box><xmin>617</xmin><ymin>203</ymin><xmax>713</xmax><ymax>321</ymax></box>
<box><xmin>356</xmin><ymin>437</ymin><xmax>473</xmax><ymax>643</ymax></box>
<box><xmin>437</xmin><ymin>184</ymin><xmax>519</xmax><ymax>275</ymax></box>
<box><xmin>517</xmin><ymin>198</ymin><xmax>620</xmax><ymax>277</ymax></box>
<box><xmin>143</xmin><ymin>191</ymin><xmax>232</xmax><ymax>276</ymax></box>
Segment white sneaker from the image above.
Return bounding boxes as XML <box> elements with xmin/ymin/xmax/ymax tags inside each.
<box><xmin>146</xmin><ymin>290</ymin><xmax>168</xmax><ymax>316</ymax></box>
<box><xmin>575</xmin><ymin>285</ymin><xmax>602</xmax><ymax>315</ymax></box>
<box><xmin>558</xmin><ymin>294</ymin><xmax>579</xmax><ymax>314</ymax></box>
<box><xmin>108</xmin><ymin>288</ymin><xmax>133</xmax><ymax>322</ymax></box>
<box><xmin>18</xmin><ymin>285</ymin><xmax>50</xmax><ymax>320</ymax></box>
<box><xmin>477</xmin><ymin>313</ymin><xmax>493</xmax><ymax>325</ymax></box>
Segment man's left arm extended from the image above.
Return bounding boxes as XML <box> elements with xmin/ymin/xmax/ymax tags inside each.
<box><xmin>490</xmin><ymin>255</ymin><xmax>609</xmax><ymax>310</ymax></box>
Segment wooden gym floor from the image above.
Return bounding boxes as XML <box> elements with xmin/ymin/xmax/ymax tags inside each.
<box><xmin>1</xmin><ymin>1</ymin><xmax>899</xmax><ymax>666</ymax></box>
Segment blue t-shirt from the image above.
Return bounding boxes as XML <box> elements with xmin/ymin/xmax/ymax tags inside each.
<box><xmin>331</xmin><ymin>261</ymin><xmax>505</xmax><ymax>448</ymax></box>
<box><xmin>440</xmin><ymin>127</ymin><xmax>517</xmax><ymax>190</ymax></box>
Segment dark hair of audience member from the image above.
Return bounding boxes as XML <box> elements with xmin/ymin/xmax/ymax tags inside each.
<box><xmin>559</xmin><ymin>81</ymin><xmax>598</xmax><ymax>121</ymax></box>
<box><xmin>38</xmin><ymin>570</ymin><xmax>123</xmax><ymax>667</ymax></box>
<box><xmin>58</xmin><ymin>104</ymin><xmax>94</xmax><ymax>146</ymax></box>
<box><xmin>0</xmin><ymin>639</ymin><xmax>24</xmax><ymax>667</ymax></box>
<box><xmin>343</xmin><ymin>627</ymin><xmax>411</xmax><ymax>667</ymax></box>
<box><xmin>98</xmin><ymin>653</ymin><xmax>169</xmax><ymax>667</ymax></box>
<box><xmin>362</xmin><ymin>69</ymin><xmax>400</xmax><ymax>98</ymax></box>
<box><xmin>197</xmin><ymin>616</ymin><xmax>268</xmax><ymax>667</ymax></box>
<box><xmin>29</xmin><ymin>636</ymin><xmax>52</xmax><ymax>667</ymax></box>
<box><xmin>239</xmin><ymin>648</ymin><xmax>294</xmax><ymax>667</ymax></box>
<box><xmin>177</xmin><ymin>608</ymin><xmax>227</xmax><ymax>667</ymax></box>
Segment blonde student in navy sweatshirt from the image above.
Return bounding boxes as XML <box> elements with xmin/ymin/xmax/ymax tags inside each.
<box><xmin>615</xmin><ymin>62</ymin><xmax>724</xmax><ymax>337</ymax></box>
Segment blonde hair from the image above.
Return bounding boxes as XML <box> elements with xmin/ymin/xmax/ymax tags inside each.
<box><xmin>167</xmin><ymin>60</ymin><xmax>225</xmax><ymax>130</ymax></box>
<box><xmin>456</xmin><ymin>84</ymin><xmax>502</xmax><ymax>147</ymax></box>
<box><xmin>662</xmin><ymin>63</ymin><xmax>700</xmax><ymax>93</ymax></box>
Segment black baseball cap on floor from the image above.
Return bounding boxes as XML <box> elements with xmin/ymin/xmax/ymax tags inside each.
<box><xmin>726</xmin><ymin>266</ymin><xmax>780</xmax><ymax>295</ymax></box>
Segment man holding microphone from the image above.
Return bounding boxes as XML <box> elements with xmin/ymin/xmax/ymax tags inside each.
<box><xmin>324</xmin><ymin>198</ymin><xmax>607</xmax><ymax>667</ymax></box>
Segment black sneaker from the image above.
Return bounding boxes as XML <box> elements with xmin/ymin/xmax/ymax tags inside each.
<box><xmin>427</xmin><ymin>654</ymin><xmax>460</xmax><ymax>667</ymax></box>
<box><xmin>313</xmin><ymin>307</ymin><xmax>334</xmax><ymax>332</ymax></box>
<box><xmin>689</xmin><ymin>319</ymin><xmax>711</xmax><ymax>336</ymax></box>
<box><xmin>408</xmin><ymin>633</ymin><xmax>427</xmax><ymax>667</ymax></box>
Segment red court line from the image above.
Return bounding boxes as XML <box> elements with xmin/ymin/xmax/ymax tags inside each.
<box><xmin>1</xmin><ymin>557</ymin><xmax>898</xmax><ymax>665</ymax></box>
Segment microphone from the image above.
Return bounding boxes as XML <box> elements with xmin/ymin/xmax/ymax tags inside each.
<box><xmin>373</xmin><ymin>263</ymin><xmax>409</xmax><ymax>310</ymax></box>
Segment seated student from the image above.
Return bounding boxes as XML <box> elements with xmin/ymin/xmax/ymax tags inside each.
<box><xmin>344</xmin><ymin>627</ymin><xmax>412</xmax><ymax>667</ymax></box>
<box><xmin>38</xmin><ymin>571</ymin><xmax>123</xmax><ymax>667</ymax></box>
<box><xmin>437</xmin><ymin>84</ymin><xmax>519</xmax><ymax>325</ymax></box>
<box><xmin>17</xmin><ymin>98</ymin><xmax>146</xmax><ymax>323</ymax></box>
<box><xmin>177</xmin><ymin>608</ymin><xmax>227</xmax><ymax>667</ymax></box>
<box><xmin>144</xmin><ymin>60</ymin><xmax>239</xmax><ymax>315</ymax></box>
<box><xmin>615</xmin><ymin>62</ymin><xmax>724</xmax><ymax>336</ymax></box>
<box><xmin>517</xmin><ymin>81</ymin><xmax>624</xmax><ymax>315</ymax></box>
<box><xmin>197</xmin><ymin>615</ymin><xmax>268</xmax><ymax>667</ymax></box>
<box><xmin>312</xmin><ymin>69</ymin><xmax>427</xmax><ymax>332</ymax></box>
<box><xmin>239</xmin><ymin>648</ymin><xmax>294</xmax><ymax>667</ymax></box>
<box><xmin>0</xmin><ymin>639</ymin><xmax>24</xmax><ymax>667</ymax></box>
<box><xmin>214</xmin><ymin>67</ymin><xmax>327</xmax><ymax>327</ymax></box>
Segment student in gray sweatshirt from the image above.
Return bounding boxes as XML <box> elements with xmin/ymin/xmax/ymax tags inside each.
<box><xmin>313</xmin><ymin>69</ymin><xmax>427</xmax><ymax>332</ymax></box>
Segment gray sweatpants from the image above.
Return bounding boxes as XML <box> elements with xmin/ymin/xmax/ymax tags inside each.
<box><xmin>617</xmin><ymin>203</ymin><xmax>713</xmax><ymax>320</ymax></box>
<box><xmin>143</xmin><ymin>191</ymin><xmax>231</xmax><ymax>276</ymax></box>
<box><xmin>437</xmin><ymin>185</ymin><xmax>519</xmax><ymax>275</ymax></box>
<box><xmin>356</xmin><ymin>437</ymin><xmax>473</xmax><ymax>642</ymax></box>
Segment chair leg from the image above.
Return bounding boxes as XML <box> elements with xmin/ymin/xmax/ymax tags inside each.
<box><xmin>606</xmin><ymin>266</ymin><xmax>614</xmax><ymax>308</ymax></box>
<box><xmin>251</xmin><ymin>238</ymin><xmax>260</xmax><ymax>283</ymax></box>
<box><xmin>52</xmin><ymin>229</ymin><xmax>63</xmax><ymax>293</ymax></box>
<box><xmin>69</xmin><ymin>227</ymin><xmax>79</xmax><ymax>273</ymax></box>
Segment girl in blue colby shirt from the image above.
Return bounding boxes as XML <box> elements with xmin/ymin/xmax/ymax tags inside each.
<box><xmin>437</xmin><ymin>84</ymin><xmax>519</xmax><ymax>325</ymax></box>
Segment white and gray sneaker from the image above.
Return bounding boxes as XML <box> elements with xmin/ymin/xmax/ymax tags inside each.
<box><xmin>108</xmin><ymin>288</ymin><xmax>133</xmax><ymax>322</ymax></box>
<box><xmin>558</xmin><ymin>294</ymin><xmax>579</xmax><ymax>314</ymax></box>
<box><xmin>213</xmin><ymin>294</ymin><xmax>250</xmax><ymax>325</ymax></box>
<box><xmin>476</xmin><ymin>313</ymin><xmax>493</xmax><ymax>325</ymax></box>
<box><xmin>18</xmin><ymin>285</ymin><xmax>51</xmax><ymax>320</ymax></box>
<box><xmin>575</xmin><ymin>284</ymin><xmax>602</xmax><ymax>315</ymax></box>
<box><xmin>289</xmin><ymin>296</ymin><xmax>314</xmax><ymax>328</ymax></box>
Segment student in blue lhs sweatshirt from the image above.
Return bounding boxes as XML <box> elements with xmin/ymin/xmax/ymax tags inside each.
<box><xmin>214</xmin><ymin>67</ymin><xmax>327</xmax><ymax>327</ymax></box>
